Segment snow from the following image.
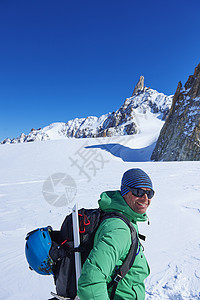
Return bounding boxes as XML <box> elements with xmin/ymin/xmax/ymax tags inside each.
<box><xmin>0</xmin><ymin>124</ymin><xmax>200</xmax><ymax>299</ymax></box>
<box><xmin>125</xmin><ymin>88</ymin><xmax>173</xmax><ymax>116</ymax></box>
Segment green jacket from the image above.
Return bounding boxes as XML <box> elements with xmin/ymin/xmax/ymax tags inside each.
<box><xmin>77</xmin><ymin>191</ymin><xmax>150</xmax><ymax>300</ymax></box>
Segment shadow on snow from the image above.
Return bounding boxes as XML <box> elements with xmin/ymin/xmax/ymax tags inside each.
<box><xmin>85</xmin><ymin>142</ymin><xmax>156</xmax><ymax>162</ymax></box>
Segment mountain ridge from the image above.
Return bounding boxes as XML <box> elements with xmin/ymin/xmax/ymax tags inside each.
<box><xmin>1</xmin><ymin>84</ymin><xmax>173</xmax><ymax>144</ymax></box>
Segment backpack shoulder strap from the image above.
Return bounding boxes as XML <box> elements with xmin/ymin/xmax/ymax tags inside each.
<box><xmin>100</xmin><ymin>212</ymin><xmax>138</xmax><ymax>300</ymax></box>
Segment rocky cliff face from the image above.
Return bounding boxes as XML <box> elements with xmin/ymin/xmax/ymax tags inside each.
<box><xmin>1</xmin><ymin>78</ymin><xmax>173</xmax><ymax>144</ymax></box>
<box><xmin>151</xmin><ymin>63</ymin><xmax>200</xmax><ymax>161</ymax></box>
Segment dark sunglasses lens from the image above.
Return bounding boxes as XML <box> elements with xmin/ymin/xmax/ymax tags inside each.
<box><xmin>146</xmin><ymin>189</ymin><xmax>154</xmax><ymax>199</ymax></box>
<box><xmin>136</xmin><ymin>189</ymin><xmax>146</xmax><ymax>197</ymax></box>
<box><xmin>146</xmin><ymin>190</ymin><xmax>154</xmax><ymax>199</ymax></box>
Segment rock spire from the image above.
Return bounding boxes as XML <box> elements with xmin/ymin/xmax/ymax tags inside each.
<box><xmin>132</xmin><ymin>76</ymin><xmax>144</xmax><ymax>96</ymax></box>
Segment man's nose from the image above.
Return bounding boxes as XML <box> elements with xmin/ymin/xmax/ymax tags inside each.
<box><xmin>141</xmin><ymin>193</ymin><xmax>148</xmax><ymax>201</ymax></box>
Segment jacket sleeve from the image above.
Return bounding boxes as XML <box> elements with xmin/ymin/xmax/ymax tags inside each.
<box><xmin>77</xmin><ymin>218</ymin><xmax>131</xmax><ymax>300</ymax></box>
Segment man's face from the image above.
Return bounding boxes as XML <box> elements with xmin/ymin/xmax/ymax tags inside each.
<box><xmin>123</xmin><ymin>188</ymin><xmax>151</xmax><ymax>214</ymax></box>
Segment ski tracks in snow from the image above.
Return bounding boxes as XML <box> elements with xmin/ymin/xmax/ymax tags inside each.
<box><xmin>0</xmin><ymin>179</ymin><xmax>45</xmax><ymax>187</ymax></box>
<box><xmin>146</xmin><ymin>246</ymin><xmax>200</xmax><ymax>299</ymax></box>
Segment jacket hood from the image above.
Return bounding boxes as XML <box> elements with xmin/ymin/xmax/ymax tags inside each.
<box><xmin>98</xmin><ymin>190</ymin><xmax>147</xmax><ymax>223</ymax></box>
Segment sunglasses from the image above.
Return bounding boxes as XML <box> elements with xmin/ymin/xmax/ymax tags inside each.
<box><xmin>125</xmin><ymin>186</ymin><xmax>155</xmax><ymax>199</ymax></box>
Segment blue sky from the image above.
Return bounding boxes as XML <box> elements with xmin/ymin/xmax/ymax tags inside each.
<box><xmin>0</xmin><ymin>0</ymin><xmax>200</xmax><ymax>141</ymax></box>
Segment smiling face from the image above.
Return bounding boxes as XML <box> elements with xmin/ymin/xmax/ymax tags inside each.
<box><xmin>123</xmin><ymin>188</ymin><xmax>151</xmax><ymax>214</ymax></box>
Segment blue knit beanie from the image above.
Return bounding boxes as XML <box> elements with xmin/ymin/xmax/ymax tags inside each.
<box><xmin>120</xmin><ymin>168</ymin><xmax>153</xmax><ymax>196</ymax></box>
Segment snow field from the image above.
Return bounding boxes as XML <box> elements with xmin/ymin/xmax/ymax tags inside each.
<box><xmin>0</xmin><ymin>134</ymin><xmax>199</xmax><ymax>300</ymax></box>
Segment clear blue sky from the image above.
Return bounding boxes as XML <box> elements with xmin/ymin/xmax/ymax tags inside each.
<box><xmin>0</xmin><ymin>0</ymin><xmax>200</xmax><ymax>141</ymax></box>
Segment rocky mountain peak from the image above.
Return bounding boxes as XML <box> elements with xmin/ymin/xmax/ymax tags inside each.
<box><xmin>132</xmin><ymin>76</ymin><xmax>144</xmax><ymax>96</ymax></box>
<box><xmin>151</xmin><ymin>63</ymin><xmax>200</xmax><ymax>161</ymax></box>
<box><xmin>184</xmin><ymin>63</ymin><xmax>200</xmax><ymax>99</ymax></box>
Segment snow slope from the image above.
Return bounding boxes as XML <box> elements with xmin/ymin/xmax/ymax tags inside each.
<box><xmin>0</xmin><ymin>123</ymin><xmax>200</xmax><ymax>299</ymax></box>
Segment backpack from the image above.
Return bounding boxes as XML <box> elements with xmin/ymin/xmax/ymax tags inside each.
<box><xmin>25</xmin><ymin>208</ymin><xmax>139</xmax><ymax>300</ymax></box>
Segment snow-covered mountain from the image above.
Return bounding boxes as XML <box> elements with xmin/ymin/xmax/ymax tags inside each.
<box><xmin>1</xmin><ymin>84</ymin><xmax>173</xmax><ymax>144</ymax></box>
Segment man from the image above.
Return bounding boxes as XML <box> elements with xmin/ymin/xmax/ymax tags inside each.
<box><xmin>77</xmin><ymin>168</ymin><xmax>154</xmax><ymax>300</ymax></box>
